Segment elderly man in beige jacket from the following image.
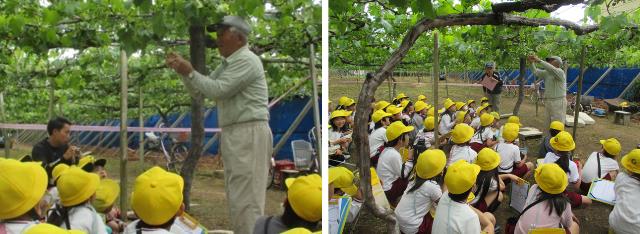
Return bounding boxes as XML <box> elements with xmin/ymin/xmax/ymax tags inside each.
<box><xmin>528</xmin><ymin>54</ymin><xmax>567</xmax><ymax>128</ymax></box>
<box><xmin>166</xmin><ymin>16</ymin><xmax>272</xmax><ymax>234</ymax></box>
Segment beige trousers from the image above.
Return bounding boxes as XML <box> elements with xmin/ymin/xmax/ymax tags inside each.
<box><xmin>545</xmin><ymin>97</ymin><xmax>567</xmax><ymax>128</ymax></box>
<box><xmin>220</xmin><ymin>121</ymin><xmax>273</xmax><ymax>234</ymax></box>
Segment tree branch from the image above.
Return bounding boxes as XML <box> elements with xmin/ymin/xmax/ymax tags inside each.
<box><xmin>492</xmin><ymin>0</ymin><xmax>587</xmax><ymax>13</ymax></box>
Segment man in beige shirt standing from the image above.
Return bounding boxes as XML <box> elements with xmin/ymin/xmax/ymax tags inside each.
<box><xmin>166</xmin><ymin>16</ymin><xmax>273</xmax><ymax>234</ymax></box>
<box><xmin>529</xmin><ymin>54</ymin><xmax>567</xmax><ymax>128</ymax></box>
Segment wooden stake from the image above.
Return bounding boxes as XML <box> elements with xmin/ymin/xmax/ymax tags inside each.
<box><xmin>119</xmin><ymin>49</ymin><xmax>128</xmax><ymax>221</ymax></box>
<box><xmin>433</xmin><ymin>32</ymin><xmax>440</xmax><ymax>148</ymax></box>
<box><xmin>573</xmin><ymin>46</ymin><xmax>586</xmax><ymax>140</ymax></box>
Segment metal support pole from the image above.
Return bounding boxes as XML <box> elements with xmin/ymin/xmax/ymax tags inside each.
<box><xmin>573</xmin><ymin>46</ymin><xmax>586</xmax><ymax>139</ymax></box>
<box><xmin>272</xmin><ymin>100</ymin><xmax>313</xmax><ymax>156</ymax></box>
<box><xmin>309</xmin><ymin>44</ymin><xmax>322</xmax><ymax>173</ymax></box>
<box><xmin>433</xmin><ymin>32</ymin><xmax>440</xmax><ymax>148</ymax></box>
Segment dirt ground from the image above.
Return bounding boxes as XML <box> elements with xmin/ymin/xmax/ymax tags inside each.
<box><xmin>1</xmin><ymin>144</ymin><xmax>286</xmax><ymax>231</ymax></box>
<box><xmin>330</xmin><ymin>75</ymin><xmax>640</xmax><ymax>234</ymax></box>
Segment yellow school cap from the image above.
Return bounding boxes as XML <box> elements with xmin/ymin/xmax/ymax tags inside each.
<box><xmin>600</xmin><ymin>138</ymin><xmax>621</xmax><ymax>156</ymax></box>
<box><xmin>131</xmin><ymin>167</ymin><xmax>184</xmax><ymax>225</ymax></box>
<box><xmin>415</xmin><ymin>149</ymin><xmax>446</xmax><ymax>179</ymax></box>
<box><xmin>549</xmin><ymin>131</ymin><xmax>575</xmax><ymax>152</ymax></box>
<box><xmin>445</xmin><ymin>160</ymin><xmax>481</xmax><ymax>194</ymax></box>
<box><xmin>0</xmin><ymin>159</ymin><xmax>48</xmax><ymax>219</ymax></box>
<box><xmin>57</xmin><ymin>166</ymin><xmax>100</xmax><ymax>207</ymax></box>
<box><xmin>329</xmin><ymin>167</ymin><xmax>357</xmax><ymax>196</ymax></box>
<box><xmin>475</xmin><ymin>148</ymin><xmax>501</xmax><ymax>171</ymax></box>
<box><xmin>534</xmin><ymin>163</ymin><xmax>568</xmax><ymax>194</ymax></box>
<box><xmin>285</xmin><ymin>174</ymin><xmax>322</xmax><ymax>222</ymax></box>
<box><xmin>451</xmin><ymin>124</ymin><xmax>474</xmax><ymax>144</ymax></box>
<box><xmin>386</xmin><ymin>121</ymin><xmax>414</xmax><ymax>141</ymax></box>
<box><xmin>92</xmin><ymin>179</ymin><xmax>120</xmax><ymax>213</ymax></box>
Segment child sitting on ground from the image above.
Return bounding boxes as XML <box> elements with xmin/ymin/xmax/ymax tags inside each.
<box><xmin>609</xmin><ymin>149</ymin><xmax>640</xmax><ymax>234</ymax></box>
<box><xmin>449</xmin><ymin>124</ymin><xmax>477</xmax><ymax>166</ymax></box>
<box><xmin>538</xmin><ymin>121</ymin><xmax>564</xmax><ymax>158</ymax></box>
<box><xmin>542</xmin><ymin>131</ymin><xmax>592</xmax><ymax>208</ymax></box>
<box><xmin>495</xmin><ymin>123</ymin><xmax>533</xmax><ymax>179</ymax></box>
<box><xmin>580</xmin><ymin>138</ymin><xmax>621</xmax><ymax>194</ymax></box>
<box><xmin>93</xmin><ymin>179</ymin><xmax>124</xmax><ymax>234</ymax></box>
<box><xmin>514</xmin><ymin>164</ymin><xmax>579</xmax><ymax>234</ymax></box>
<box><xmin>52</xmin><ymin>166</ymin><xmax>107</xmax><ymax>234</ymax></box>
<box><xmin>376</xmin><ymin>121</ymin><xmax>415</xmax><ymax>207</ymax></box>
<box><xmin>470</xmin><ymin>113</ymin><xmax>497</xmax><ymax>152</ymax></box>
<box><xmin>395</xmin><ymin>149</ymin><xmax>446</xmax><ymax>234</ymax></box>
<box><xmin>432</xmin><ymin>160</ymin><xmax>496</xmax><ymax>234</ymax></box>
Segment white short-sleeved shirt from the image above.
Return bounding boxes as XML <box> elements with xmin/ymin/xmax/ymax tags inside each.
<box><xmin>369</xmin><ymin>127</ymin><xmax>387</xmax><ymax>157</ymax></box>
<box><xmin>609</xmin><ymin>172</ymin><xmax>640</xmax><ymax>234</ymax></box>
<box><xmin>448</xmin><ymin>145</ymin><xmax>478</xmax><ymax>166</ymax></box>
<box><xmin>438</xmin><ymin>113</ymin><xmax>455</xmax><ymax>135</ymax></box>
<box><xmin>61</xmin><ymin>204</ymin><xmax>108</xmax><ymax>234</ymax></box>
<box><xmin>470</xmin><ymin>117</ymin><xmax>481</xmax><ymax>129</ymax></box>
<box><xmin>395</xmin><ymin>180</ymin><xmax>443</xmax><ymax>234</ymax></box>
<box><xmin>543</xmin><ymin>152</ymin><xmax>579</xmax><ymax>183</ymax></box>
<box><xmin>414</xmin><ymin>131</ymin><xmax>434</xmax><ymax>149</ymax></box>
<box><xmin>432</xmin><ymin>192</ymin><xmax>481</xmax><ymax>234</ymax></box>
<box><xmin>3</xmin><ymin>221</ymin><xmax>38</xmax><ymax>234</ymax></box>
<box><xmin>377</xmin><ymin>148</ymin><xmax>413</xmax><ymax>191</ymax></box>
<box><xmin>495</xmin><ymin>142</ymin><xmax>522</xmax><ymax>173</ymax></box>
<box><xmin>581</xmin><ymin>152</ymin><xmax>619</xmax><ymax>182</ymax></box>
<box><xmin>471</xmin><ymin>127</ymin><xmax>494</xmax><ymax>144</ymax></box>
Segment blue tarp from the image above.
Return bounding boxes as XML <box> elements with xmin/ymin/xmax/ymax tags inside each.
<box><xmin>75</xmin><ymin>96</ymin><xmax>318</xmax><ymax>161</ymax></box>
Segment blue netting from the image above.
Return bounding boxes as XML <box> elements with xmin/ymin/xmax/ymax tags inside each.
<box><xmin>74</xmin><ymin>96</ymin><xmax>317</xmax><ymax>161</ymax></box>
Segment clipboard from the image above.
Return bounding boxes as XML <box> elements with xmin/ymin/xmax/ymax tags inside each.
<box><xmin>587</xmin><ymin>179</ymin><xmax>616</xmax><ymax>205</ymax></box>
<box><xmin>480</xmin><ymin>75</ymin><xmax>499</xmax><ymax>91</ymax></box>
<box><xmin>509</xmin><ymin>180</ymin><xmax>530</xmax><ymax>213</ymax></box>
<box><xmin>170</xmin><ymin>212</ymin><xmax>208</xmax><ymax>234</ymax></box>
<box><xmin>338</xmin><ymin>196</ymin><xmax>352</xmax><ymax>234</ymax></box>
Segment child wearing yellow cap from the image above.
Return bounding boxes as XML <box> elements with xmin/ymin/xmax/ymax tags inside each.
<box><xmin>448</xmin><ymin>124</ymin><xmax>478</xmax><ymax>166</ymax></box>
<box><xmin>495</xmin><ymin>123</ymin><xmax>533</xmax><ymax>179</ymax></box>
<box><xmin>470</xmin><ymin>113</ymin><xmax>498</xmax><ymax>153</ymax></box>
<box><xmin>538</xmin><ymin>121</ymin><xmax>564</xmax><ymax>158</ymax></box>
<box><xmin>542</xmin><ymin>131</ymin><xmax>592</xmax><ymax>208</ymax></box>
<box><xmin>376</xmin><ymin>121</ymin><xmax>415</xmax><ymax>207</ymax></box>
<box><xmin>93</xmin><ymin>179</ymin><xmax>124</xmax><ymax>233</ymax></box>
<box><xmin>0</xmin><ymin>159</ymin><xmax>49</xmax><ymax>234</ymax></box>
<box><xmin>514</xmin><ymin>164</ymin><xmax>579</xmax><ymax>234</ymax></box>
<box><xmin>432</xmin><ymin>160</ymin><xmax>495</xmax><ymax>234</ymax></box>
<box><xmin>471</xmin><ymin>148</ymin><xmax>521</xmax><ymax>213</ymax></box>
<box><xmin>393</xmin><ymin>93</ymin><xmax>409</xmax><ymax>105</ymax></box>
<box><xmin>78</xmin><ymin>155</ymin><xmax>108</xmax><ymax>179</ymax></box>
<box><xmin>336</xmin><ymin>96</ymin><xmax>356</xmax><ymax>112</ymax></box>
<box><xmin>329</xmin><ymin>110</ymin><xmax>353</xmax><ymax>166</ymax></box>
<box><xmin>609</xmin><ymin>149</ymin><xmax>640</xmax><ymax>234</ymax></box>
<box><xmin>24</xmin><ymin>223</ymin><xmax>85</xmax><ymax>234</ymax></box>
<box><xmin>50</xmin><ymin>166</ymin><xmax>107</xmax><ymax>234</ymax></box>
<box><xmin>580</xmin><ymin>138</ymin><xmax>621</xmax><ymax>194</ymax></box>
<box><xmin>369</xmin><ymin>110</ymin><xmax>393</xmax><ymax>167</ymax></box>
<box><xmin>328</xmin><ymin>167</ymin><xmax>362</xmax><ymax>233</ymax></box>
<box><xmin>470</xmin><ymin>104</ymin><xmax>488</xmax><ymax>130</ymax></box>
<box><xmin>394</xmin><ymin>149</ymin><xmax>446</xmax><ymax>234</ymax></box>
<box><xmin>124</xmin><ymin>167</ymin><xmax>184</xmax><ymax>234</ymax></box>
<box><xmin>413</xmin><ymin>116</ymin><xmax>436</xmax><ymax>153</ymax></box>
<box><xmin>412</xmin><ymin>100</ymin><xmax>429</xmax><ymax>134</ymax></box>
<box><xmin>467</xmin><ymin>100</ymin><xmax>477</xmax><ymax>118</ymax></box>
<box><xmin>255</xmin><ymin>174</ymin><xmax>321</xmax><ymax>233</ymax></box>
<box><xmin>437</xmin><ymin>99</ymin><xmax>457</xmax><ymax>136</ymax></box>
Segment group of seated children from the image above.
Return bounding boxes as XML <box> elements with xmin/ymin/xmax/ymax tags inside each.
<box><xmin>328</xmin><ymin>91</ymin><xmax>640</xmax><ymax>233</ymax></box>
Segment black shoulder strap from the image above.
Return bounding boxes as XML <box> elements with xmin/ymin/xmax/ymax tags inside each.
<box><xmin>63</xmin><ymin>207</ymin><xmax>71</xmax><ymax>230</ymax></box>
<box><xmin>263</xmin><ymin>216</ymin><xmax>274</xmax><ymax>234</ymax></box>
<box><xmin>518</xmin><ymin>197</ymin><xmax>551</xmax><ymax>218</ymax></box>
<box><xmin>597</xmin><ymin>153</ymin><xmax>602</xmax><ymax>179</ymax></box>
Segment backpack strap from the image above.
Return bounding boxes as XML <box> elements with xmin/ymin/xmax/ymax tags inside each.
<box><xmin>596</xmin><ymin>152</ymin><xmax>602</xmax><ymax>179</ymax></box>
<box><xmin>263</xmin><ymin>216</ymin><xmax>274</xmax><ymax>234</ymax></box>
<box><xmin>517</xmin><ymin>197</ymin><xmax>551</xmax><ymax>219</ymax></box>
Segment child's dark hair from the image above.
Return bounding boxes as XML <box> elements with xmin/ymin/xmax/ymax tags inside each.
<box><xmin>408</xmin><ymin>175</ymin><xmax>443</xmax><ymax>193</ymax></box>
<box><xmin>550</xmin><ymin>129</ymin><xmax>561</xmax><ymax>137</ymax></box>
<box><xmin>537</xmin><ymin>190</ymin><xmax>570</xmax><ymax>217</ymax></box>
<box><xmin>474</xmin><ymin>168</ymin><xmax>500</xmax><ymax>204</ymax></box>
<box><xmin>402</xmin><ymin>102</ymin><xmax>414</xmax><ymax>114</ymax></box>
<box><xmin>282</xmin><ymin>200</ymin><xmax>319</xmax><ymax>230</ymax></box>
<box><xmin>602</xmin><ymin>149</ymin><xmax>615</xmax><ymax>159</ymax></box>
<box><xmin>554</xmin><ymin>151</ymin><xmax>571</xmax><ymax>173</ymax></box>
<box><xmin>449</xmin><ymin>188</ymin><xmax>473</xmax><ymax>202</ymax></box>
